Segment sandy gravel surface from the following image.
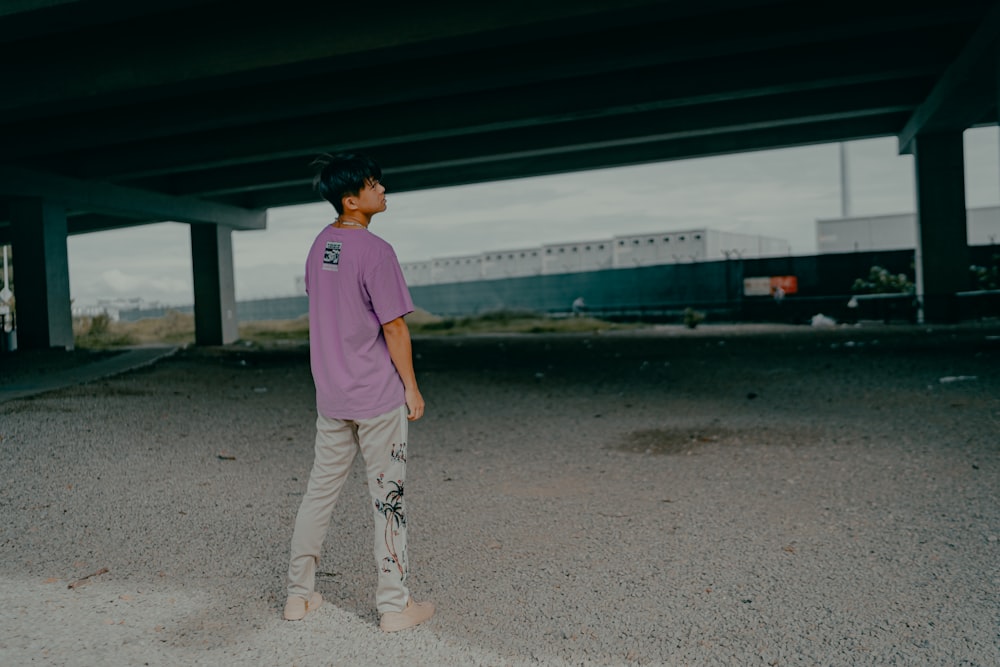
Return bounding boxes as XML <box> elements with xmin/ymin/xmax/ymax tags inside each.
<box><xmin>1</xmin><ymin>322</ymin><xmax>998</xmax><ymax>666</ymax></box>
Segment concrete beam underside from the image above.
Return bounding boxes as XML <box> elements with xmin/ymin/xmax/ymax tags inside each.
<box><xmin>0</xmin><ymin>166</ymin><xmax>267</xmax><ymax>231</ymax></box>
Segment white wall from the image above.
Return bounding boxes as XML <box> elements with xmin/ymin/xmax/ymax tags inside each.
<box><xmin>542</xmin><ymin>239</ymin><xmax>613</xmax><ymax>273</ymax></box>
<box><xmin>404</xmin><ymin>227</ymin><xmax>796</xmax><ymax>284</ymax></box>
<box><xmin>614</xmin><ymin>232</ymin><xmax>682</xmax><ymax>266</ymax></box>
<box><xmin>816</xmin><ymin>205</ymin><xmax>1000</xmax><ymax>253</ymax></box>
<box><xmin>707</xmin><ymin>230</ymin><xmax>791</xmax><ymax>259</ymax></box>
<box><xmin>969</xmin><ymin>207</ymin><xmax>1000</xmax><ymax>245</ymax></box>
<box><xmin>481</xmin><ymin>248</ymin><xmax>543</xmax><ymax>279</ymax></box>
<box><xmin>400</xmin><ymin>260</ymin><xmax>433</xmax><ymax>286</ymax></box>
<box><xmin>430</xmin><ymin>254</ymin><xmax>482</xmax><ymax>283</ymax></box>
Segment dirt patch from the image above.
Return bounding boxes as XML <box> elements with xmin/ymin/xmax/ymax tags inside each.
<box><xmin>612</xmin><ymin>427</ymin><xmax>735</xmax><ymax>455</ymax></box>
<box><xmin>500</xmin><ymin>475</ymin><xmax>594</xmax><ymax>498</ymax></box>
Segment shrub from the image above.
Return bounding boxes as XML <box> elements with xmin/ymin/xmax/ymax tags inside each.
<box><xmin>238</xmin><ymin>315</ymin><xmax>309</xmax><ymax>342</ymax></box>
<box><xmin>74</xmin><ymin>313</ymin><xmax>137</xmax><ymax>349</ymax></box>
<box><xmin>852</xmin><ymin>265</ymin><xmax>914</xmax><ymax>294</ymax></box>
<box><xmin>89</xmin><ymin>312</ymin><xmax>111</xmax><ymax>335</ymax></box>
<box><xmin>969</xmin><ymin>254</ymin><xmax>1000</xmax><ymax>290</ymax></box>
<box><xmin>407</xmin><ymin>309</ymin><xmax>637</xmax><ymax>335</ymax></box>
<box><xmin>683</xmin><ymin>307</ymin><xmax>705</xmax><ymax>329</ymax></box>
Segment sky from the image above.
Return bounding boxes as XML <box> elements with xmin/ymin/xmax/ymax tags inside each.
<box><xmin>63</xmin><ymin>128</ymin><xmax>1000</xmax><ymax>308</ymax></box>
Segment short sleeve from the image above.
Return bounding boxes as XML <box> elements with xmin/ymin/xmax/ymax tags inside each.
<box><xmin>365</xmin><ymin>255</ymin><xmax>414</xmax><ymax>325</ymax></box>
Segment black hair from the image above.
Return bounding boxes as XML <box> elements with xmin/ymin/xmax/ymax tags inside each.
<box><xmin>311</xmin><ymin>152</ymin><xmax>383</xmax><ymax>215</ymax></box>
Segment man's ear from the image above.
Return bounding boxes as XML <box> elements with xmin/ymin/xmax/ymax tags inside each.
<box><xmin>342</xmin><ymin>194</ymin><xmax>359</xmax><ymax>212</ymax></box>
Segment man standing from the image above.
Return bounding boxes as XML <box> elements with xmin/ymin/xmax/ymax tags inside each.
<box><xmin>284</xmin><ymin>152</ymin><xmax>434</xmax><ymax>633</ymax></box>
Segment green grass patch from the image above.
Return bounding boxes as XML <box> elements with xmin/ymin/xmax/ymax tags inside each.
<box><xmin>406</xmin><ymin>308</ymin><xmax>640</xmax><ymax>335</ymax></box>
<box><xmin>239</xmin><ymin>315</ymin><xmax>310</xmax><ymax>343</ymax></box>
<box><xmin>74</xmin><ymin>310</ymin><xmax>196</xmax><ymax>349</ymax></box>
<box><xmin>72</xmin><ymin>307</ymin><xmax>638</xmax><ymax>349</ymax></box>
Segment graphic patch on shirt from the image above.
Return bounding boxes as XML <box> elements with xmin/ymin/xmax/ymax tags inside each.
<box><xmin>323</xmin><ymin>241</ymin><xmax>343</xmax><ymax>271</ymax></box>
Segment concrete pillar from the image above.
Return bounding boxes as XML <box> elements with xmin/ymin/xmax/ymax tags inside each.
<box><xmin>912</xmin><ymin>132</ymin><xmax>970</xmax><ymax>323</ymax></box>
<box><xmin>190</xmin><ymin>224</ymin><xmax>238</xmax><ymax>345</ymax></box>
<box><xmin>9</xmin><ymin>198</ymin><xmax>74</xmax><ymax>350</ymax></box>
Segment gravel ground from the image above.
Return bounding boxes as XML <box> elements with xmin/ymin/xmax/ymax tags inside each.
<box><xmin>1</xmin><ymin>322</ymin><xmax>998</xmax><ymax>667</ymax></box>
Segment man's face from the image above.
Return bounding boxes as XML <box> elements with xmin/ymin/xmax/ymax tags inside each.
<box><xmin>354</xmin><ymin>177</ymin><xmax>387</xmax><ymax>215</ymax></box>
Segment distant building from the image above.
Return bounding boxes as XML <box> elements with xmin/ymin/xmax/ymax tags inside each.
<box><xmin>71</xmin><ymin>297</ymin><xmax>143</xmax><ymax>320</ymax></box>
<box><xmin>483</xmin><ymin>248</ymin><xmax>544</xmax><ymax>279</ymax></box>
<box><xmin>541</xmin><ymin>239</ymin><xmax>612</xmax><ymax>274</ymax></box>
<box><xmin>816</xmin><ymin>205</ymin><xmax>1000</xmax><ymax>254</ymax></box>
<box><xmin>611</xmin><ymin>229</ymin><xmax>789</xmax><ymax>266</ymax></box>
<box><xmin>430</xmin><ymin>253</ymin><xmax>482</xmax><ymax>284</ymax></box>
<box><xmin>401</xmin><ymin>228</ymin><xmax>791</xmax><ymax>286</ymax></box>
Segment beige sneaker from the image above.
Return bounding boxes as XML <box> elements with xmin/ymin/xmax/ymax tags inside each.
<box><xmin>379</xmin><ymin>597</ymin><xmax>435</xmax><ymax>632</ymax></box>
<box><xmin>283</xmin><ymin>591</ymin><xmax>322</xmax><ymax>621</ymax></box>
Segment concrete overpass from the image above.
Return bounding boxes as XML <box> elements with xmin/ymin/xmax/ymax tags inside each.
<box><xmin>0</xmin><ymin>0</ymin><xmax>998</xmax><ymax>348</ymax></box>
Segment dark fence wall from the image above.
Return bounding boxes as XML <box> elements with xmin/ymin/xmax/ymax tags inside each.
<box><xmin>410</xmin><ymin>248</ymin><xmax>926</xmax><ymax>323</ymax></box>
<box><xmin>236</xmin><ymin>295</ymin><xmax>308</xmax><ymax>322</ymax></box>
<box><xmin>116</xmin><ymin>246</ymin><xmax>998</xmax><ymax>325</ymax></box>
<box><xmin>119</xmin><ymin>295</ymin><xmax>308</xmax><ymax>323</ymax></box>
<box><xmin>118</xmin><ymin>304</ymin><xmax>193</xmax><ymax>322</ymax></box>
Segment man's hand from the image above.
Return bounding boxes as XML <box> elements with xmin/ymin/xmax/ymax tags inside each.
<box><xmin>405</xmin><ymin>386</ymin><xmax>425</xmax><ymax>421</ymax></box>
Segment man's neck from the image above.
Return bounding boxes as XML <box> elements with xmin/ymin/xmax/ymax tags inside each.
<box><xmin>335</xmin><ymin>216</ymin><xmax>369</xmax><ymax>229</ymax></box>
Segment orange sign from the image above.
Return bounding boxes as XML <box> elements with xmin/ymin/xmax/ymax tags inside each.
<box><xmin>743</xmin><ymin>276</ymin><xmax>799</xmax><ymax>296</ymax></box>
<box><xmin>770</xmin><ymin>276</ymin><xmax>798</xmax><ymax>294</ymax></box>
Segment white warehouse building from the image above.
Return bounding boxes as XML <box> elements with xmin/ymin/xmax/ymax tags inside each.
<box><xmin>401</xmin><ymin>228</ymin><xmax>791</xmax><ymax>286</ymax></box>
<box><xmin>482</xmin><ymin>247</ymin><xmax>544</xmax><ymax>279</ymax></box>
<box><xmin>816</xmin><ymin>205</ymin><xmax>1000</xmax><ymax>253</ymax></box>
<box><xmin>542</xmin><ymin>238</ymin><xmax>614</xmax><ymax>274</ymax></box>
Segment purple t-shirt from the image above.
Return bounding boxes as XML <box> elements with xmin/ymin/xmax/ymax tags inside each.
<box><xmin>304</xmin><ymin>226</ymin><xmax>414</xmax><ymax>420</ymax></box>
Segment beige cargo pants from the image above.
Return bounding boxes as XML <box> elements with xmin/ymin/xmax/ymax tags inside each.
<box><xmin>287</xmin><ymin>404</ymin><xmax>410</xmax><ymax>614</ymax></box>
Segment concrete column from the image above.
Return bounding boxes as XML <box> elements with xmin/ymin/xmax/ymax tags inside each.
<box><xmin>912</xmin><ymin>132</ymin><xmax>970</xmax><ymax>323</ymax></box>
<box><xmin>190</xmin><ymin>224</ymin><xmax>238</xmax><ymax>345</ymax></box>
<box><xmin>9</xmin><ymin>198</ymin><xmax>74</xmax><ymax>350</ymax></box>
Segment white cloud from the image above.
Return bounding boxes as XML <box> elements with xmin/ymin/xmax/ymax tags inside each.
<box><xmin>97</xmin><ymin>268</ymin><xmax>190</xmax><ymax>296</ymax></box>
<box><xmin>68</xmin><ymin>222</ymin><xmax>193</xmax><ymax>306</ymax></box>
<box><xmin>99</xmin><ymin>268</ymin><xmax>137</xmax><ymax>292</ymax></box>
<box><xmin>232</xmin><ymin>262</ymin><xmax>305</xmax><ymax>300</ymax></box>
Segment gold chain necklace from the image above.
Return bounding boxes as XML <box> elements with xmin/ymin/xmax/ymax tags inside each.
<box><xmin>335</xmin><ymin>218</ymin><xmax>366</xmax><ymax>228</ymax></box>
